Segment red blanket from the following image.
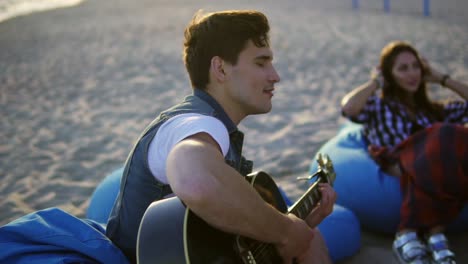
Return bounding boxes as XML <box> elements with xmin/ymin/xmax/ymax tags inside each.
<box><xmin>369</xmin><ymin>123</ymin><xmax>468</xmax><ymax>231</ymax></box>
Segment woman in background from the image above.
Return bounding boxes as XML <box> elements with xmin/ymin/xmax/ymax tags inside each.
<box><xmin>341</xmin><ymin>41</ymin><xmax>468</xmax><ymax>264</ymax></box>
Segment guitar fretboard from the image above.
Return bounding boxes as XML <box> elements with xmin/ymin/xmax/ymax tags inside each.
<box><xmin>288</xmin><ymin>174</ymin><xmax>324</xmax><ymax>219</ymax></box>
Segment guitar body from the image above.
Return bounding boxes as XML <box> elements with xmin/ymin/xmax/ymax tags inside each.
<box><xmin>137</xmin><ymin>171</ymin><xmax>287</xmax><ymax>264</ymax></box>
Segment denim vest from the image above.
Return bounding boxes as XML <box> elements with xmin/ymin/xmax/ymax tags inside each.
<box><xmin>106</xmin><ymin>89</ymin><xmax>253</xmax><ymax>263</ymax></box>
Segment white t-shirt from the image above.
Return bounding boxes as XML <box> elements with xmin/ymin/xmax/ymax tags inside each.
<box><xmin>147</xmin><ymin>113</ymin><xmax>230</xmax><ymax>184</ymax></box>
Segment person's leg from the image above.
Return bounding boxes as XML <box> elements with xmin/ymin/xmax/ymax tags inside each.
<box><xmin>395</xmin><ymin>124</ymin><xmax>468</xmax><ymax>264</ymax></box>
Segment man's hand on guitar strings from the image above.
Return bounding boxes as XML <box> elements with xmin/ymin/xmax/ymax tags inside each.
<box><xmin>276</xmin><ymin>214</ymin><xmax>314</xmax><ymax>264</ymax></box>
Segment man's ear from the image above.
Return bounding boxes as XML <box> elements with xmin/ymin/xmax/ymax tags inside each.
<box><xmin>211</xmin><ymin>56</ymin><xmax>226</xmax><ymax>81</ymax></box>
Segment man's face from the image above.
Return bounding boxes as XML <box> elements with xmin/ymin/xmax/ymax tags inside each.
<box><xmin>223</xmin><ymin>40</ymin><xmax>280</xmax><ymax>120</ymax></box>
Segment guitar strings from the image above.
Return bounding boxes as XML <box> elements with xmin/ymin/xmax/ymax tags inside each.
<box><xmin>250</xmin><ymin>190</ymin><xmax>321</xmax><ymax>263</ymax></box>
<box><xmin>252</xmin><ymin>242</ymin><xmax>277</xmax><ymax>263</ymax></box>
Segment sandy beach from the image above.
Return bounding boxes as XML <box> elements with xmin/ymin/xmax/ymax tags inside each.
<box><xmin>1</xmin><ymin>0</ymin><xmax>467</xmax><ymax>263</ymax></box>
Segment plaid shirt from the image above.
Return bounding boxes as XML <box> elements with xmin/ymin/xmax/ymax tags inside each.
<box><xmin>345</xmin><ymin>95</ymin><xmax>468</xmax><ymax>147</ymax></box>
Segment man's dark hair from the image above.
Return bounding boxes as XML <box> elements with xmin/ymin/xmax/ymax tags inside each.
<box><xmin>183</xmin><ymin>10</ymin><xmax>270</xmax><ymax>89</ymax></box>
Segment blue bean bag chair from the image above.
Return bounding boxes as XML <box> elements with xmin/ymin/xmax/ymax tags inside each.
<box><xmin>0</xmin><ymin>208</ymin><xmax>130</xmax><ymax>264</ymax></box>
<box><xmin>309</xmin><ymin>121</ymin><xmax>468</xmax><ymax>234</ymax></box>
<box><xmin>319</xmin><ymin>204</ymin><xmax>361</xmax><ymax>262</ymax></box>
<box><xmin>88</xmin><ymin>168</ymin><xmax>361</xmax><ymax>262</ymax></box>
<box><xmin>87</xmin><ymin>167</ymin><xmax>124</xmax><ymax>225</ymax></box>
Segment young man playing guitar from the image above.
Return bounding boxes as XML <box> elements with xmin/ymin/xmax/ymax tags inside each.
<box><xmin>106</xmin><ymin>9</ymin><xmax>336</xmax><ymax>264</ymax></box>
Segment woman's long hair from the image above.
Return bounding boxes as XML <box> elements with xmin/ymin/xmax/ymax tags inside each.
<box><xmin>379</xmin><ymin>41</ymin><xmax>444</xmax><ymax>121</ymax></box>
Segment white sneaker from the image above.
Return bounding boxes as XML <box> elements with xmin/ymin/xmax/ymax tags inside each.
<box><xmin>426</xmin><ymin>233</ymin><xmax>456</xmax><ymax>264</ymax></box>
<box><xmin>393</xmin><ymin>232</ymin><xmax>432</xmax><ymax>264</ymax></box>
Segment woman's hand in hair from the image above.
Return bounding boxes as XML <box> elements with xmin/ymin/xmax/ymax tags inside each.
<box><xmin>421</xmin><ymin>57</ymin><xmax>444</xmax><ymax>84</ymax></box>
<box><xmin>370</xmin><ymin>66</ymin><xmax>384</xmax><ymax>89</ymax></box>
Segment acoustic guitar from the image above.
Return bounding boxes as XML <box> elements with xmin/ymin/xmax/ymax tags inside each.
<box><xmin>137</xmin><ymin>153</ymin><xmax>336</xmax><ymax>264</ymax></box>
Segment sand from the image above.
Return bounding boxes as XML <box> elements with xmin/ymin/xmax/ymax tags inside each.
<box><xmin>0</xmin><ymin>0</ymin><xmax>84</xmax><ymax>23</ymax></box>
<box><xmin>1</xmin><ymin>0</ymin><xmax>467</xmax><ymax>263</ymax></box>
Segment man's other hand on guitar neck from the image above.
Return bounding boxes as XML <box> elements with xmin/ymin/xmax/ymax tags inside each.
<box><xmin>305</xmin><ymin>183</ymin><xmax>337</xmax><ymax>228</ymax></box>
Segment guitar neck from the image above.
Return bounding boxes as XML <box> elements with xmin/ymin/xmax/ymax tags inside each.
<box><xmin>287</xmin><ymin>173</ymin><xmax>324</xmax><ymax>219</ymax></box>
